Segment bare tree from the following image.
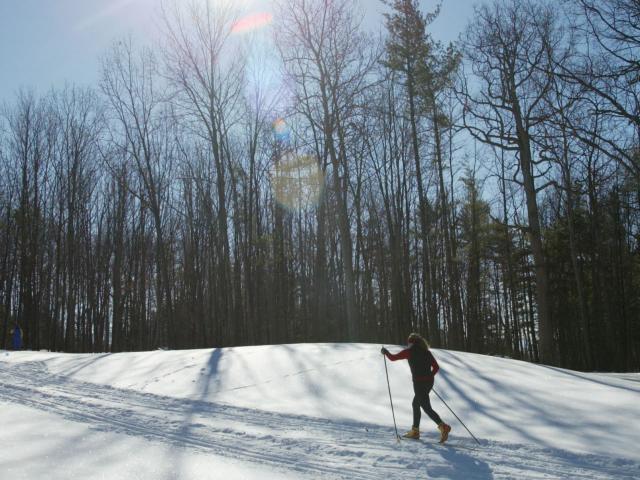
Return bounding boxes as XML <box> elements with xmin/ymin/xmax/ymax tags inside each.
<box><xmin>101</xmin><ymin>39</ymin><xmax>176</xmax><ymax>348</ymax></box>
<box><xmin>2</xmin><ymin>91</ymin><xmax>54</xmax><ymax>351</ymax></box>
<box><xmin>160</xmin><ymin>0</ymin><xmax>246</xmax><ymax>345</ymax></box>
<box><xmin>459</xmin><ymin>0</ymin><xmax>565</xmax><ymax>363</ymax></box>
<box><xmin>559</xmin><ymin>0</ymin><xmax>640</xmax><ymax>179</ymax></box>
<box><xmin>274</xmin><ymin>0</ymin><xmax>379</xmax><ymax>340</ymax></box>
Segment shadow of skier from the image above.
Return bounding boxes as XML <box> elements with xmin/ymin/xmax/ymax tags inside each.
<box><xmin>429</xmin><ymin>446</ymin><xmax>494</xmax><ymax>479</ymax></box>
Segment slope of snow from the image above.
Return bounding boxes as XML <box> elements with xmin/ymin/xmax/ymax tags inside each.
<box><xmin>0</xmin><ymin>400</ymin><xmax>300</xmax><ymax>480</ymax></box>
<box><xmin>1</xmin><ymin>344</ymin><xmax>639</xmax><ymax>479</ymax></box>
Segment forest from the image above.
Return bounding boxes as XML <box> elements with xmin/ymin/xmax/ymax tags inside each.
<box><xmin>0</xmin><ymin>0</ymin><xmax>638</xmax><ymax>371</ymax></box>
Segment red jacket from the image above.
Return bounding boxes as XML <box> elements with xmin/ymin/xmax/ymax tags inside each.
<box><xmin>385</xmin><ymin>344</ymin><xmax>439</xmax><ymax>382</ymax></box>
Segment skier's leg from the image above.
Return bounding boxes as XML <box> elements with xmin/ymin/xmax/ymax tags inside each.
<box><xmin>417</xmin><ymin>380</ymin><xmax>443</xmax><ymax>425</ymax></box>
<box><xmin>401</xmin><ymin>388</ymin><xmax>422</xmax><ymax>438</ymax></box>
<box><xmin>421</xmin><ymin>381</ymin><xmax>451</xmax><ymax>442</ymax></box>
<box><xmin>411</xmin><ymin>393</ymin><xmax>421</xmax><ymax>428</ymax></box>
<box><xmin>420</xmin><ymin>391</ymin><xmax>443</xmax><ymax>425</ymax></box>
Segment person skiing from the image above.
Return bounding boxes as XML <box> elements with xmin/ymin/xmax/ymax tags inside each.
<box><xmin>381</xmin><ymin>333</ymin><xmax>451</xmax><ymax>442</ymax></box>
<box><xmin>11</xmin><ymin>323</ymin><xmax>22</xmax><ymax>351</ymax></box>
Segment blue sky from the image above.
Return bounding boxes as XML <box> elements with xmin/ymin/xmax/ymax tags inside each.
<box><xmin>0</xmin><ymin>0</ymin><xmax>477</xmax><ymax>103</ymax></box>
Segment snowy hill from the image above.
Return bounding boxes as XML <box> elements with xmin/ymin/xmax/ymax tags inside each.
<box><xmin>1</xmin><ymin>344</ymin><xmax>639</xmax><ymax>479</ymax></box>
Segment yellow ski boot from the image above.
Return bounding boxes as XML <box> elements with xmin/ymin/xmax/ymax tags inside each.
<box><xmin>402</xmin><ymin>427</ymin><xmax>420</xmax><ymax>439</ymax></box>
<box><xmin>438</xmin><ymin>423</ymin><xmax>451</xmax><ymax>443</ymax></box>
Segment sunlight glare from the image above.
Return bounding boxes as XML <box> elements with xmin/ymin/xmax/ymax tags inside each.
<box><xmin>74</xmin><ymin>0</ymin><xmax>138</xmax><ymax>32</ymax></box>
<box><xmin>273</xmin><ymin>118</ymin><xmax>290</xmax><ymax>143</ymax></box>
<box><xmin>271</xmin><ymin>153</ymin><xmax>324</xmax><ymax>212</ymax></box>
<box><xmin>231</xmin><ymin>12</ymin><xmax>273</xmax><ymax>34</ymax></box>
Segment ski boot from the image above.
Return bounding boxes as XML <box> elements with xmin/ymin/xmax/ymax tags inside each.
<box><xmin>402</xmin><ymin>427</ymin><xmax>420</xmax><ymax>439</ymax></box>
<box><xmin>438</xmin><ymin>423</ymin><xmax>451</xmax><ymax>443</ymax></box>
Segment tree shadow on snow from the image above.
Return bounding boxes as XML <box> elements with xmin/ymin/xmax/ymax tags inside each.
<box><xmin>427</xmin><ymin>446</ymin><xmax>494</xmax><ymax>480</ymax></box>
<box><xmin>537</xmin><ymin>365</ymin><xmax>640</xmax><ymax>394</ymax></box>
<box><xmin>168</xmin><ymin>347</ymin><xmax>224</xmax><ymax>480</ymax></box>
<box><xmin>4</xmin><ymin>353</ymin><xmax>639</xmax><ymax>480</ymax></box>
<box><xmin>434</xmin><ymin>350</ymin><xmax>635</xmax><ymax>462</ymax></box>
<box><xmin>55</xmin><ymin>353</ymin><xmax>112</xmax><ymax>378</ymax></box>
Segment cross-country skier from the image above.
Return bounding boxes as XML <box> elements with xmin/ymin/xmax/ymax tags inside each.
<box><xmin>11</xmin><ymin>323</ymin><xmax>22</xmax><ymax>351</ymax></box>
<box><xmin>381</xmin><ymin>333</ymin><xmax>451</xmax><ymax>442</ymax></box>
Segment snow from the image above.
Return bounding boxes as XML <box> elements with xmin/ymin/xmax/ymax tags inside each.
<box><xmin>1</xmin><ymin>344</ymin><xmax>639</xmax><ymax>479</ymax></box>
<box><xmin>0</xmin><ymin>402</ymin><xmax>293</xmax><ymax>480</ymax></box>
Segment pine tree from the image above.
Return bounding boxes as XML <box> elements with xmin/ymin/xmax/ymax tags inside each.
<box><xmin>382</xmin><ymin>0</ymin><xmax>462</xmax><ymax>347</ymax></box>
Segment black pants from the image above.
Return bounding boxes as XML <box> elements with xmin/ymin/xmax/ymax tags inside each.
<box><xmin>412</xmin><ymin>379</ymin><xmax>442</xmax><ymax>428</ymax></box>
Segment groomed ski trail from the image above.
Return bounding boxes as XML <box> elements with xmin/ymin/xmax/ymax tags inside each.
<box><xmin>1</xmin><ymin>360</ymin><xmax>638</xmax><ymax>480</ymax></box>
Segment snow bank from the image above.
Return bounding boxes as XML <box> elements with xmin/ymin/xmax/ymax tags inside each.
<box><xmin>2</xmin><ymin>344</ymin><xmax>639</xmax><ymax>479</ymax></box>
<box><xmin>3</xmin><ymin>344</ymin><xmax>639</xmax><ymax>460</ymax></box>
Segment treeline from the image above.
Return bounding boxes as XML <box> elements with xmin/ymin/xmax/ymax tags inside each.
<box><xmin>0</xmin><ymin>0</ymin><xmax>637</xmax><ymax>371</ymax></box>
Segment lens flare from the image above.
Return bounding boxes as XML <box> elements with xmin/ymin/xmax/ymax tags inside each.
<box><xmin>271</xmin><ymin>153</ymin><xmax>324</xmax><ymax>211</ymax></box>
<box><xmin>74</xmin><ymin>0</ymin><xmax>137</xmax><ymax>31</ymax></box>
<box><xmin>231</xmin><ymin>12</ymin><xmax>273</xmax><ymax>34</ymax></box>
<box><xmin>272</xmin><ymin>118</ymin><xmax>290</xmax><ymax>143</ymax></box>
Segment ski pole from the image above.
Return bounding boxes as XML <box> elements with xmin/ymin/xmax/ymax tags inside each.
<box><xmin>432</xmin><ymin>387</ymin><xmax>481</xmax><ymax>445</ymax></box>
<box><xmin>382</xmin><ymin>347</ymin><xmax>400</xmax><ymax>442</ymax></box>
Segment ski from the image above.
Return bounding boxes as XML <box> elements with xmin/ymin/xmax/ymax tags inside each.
<box><xmin>399</xmin><ymin>437</ymin><xmax>478</xmax><ymax>451</ymax></box>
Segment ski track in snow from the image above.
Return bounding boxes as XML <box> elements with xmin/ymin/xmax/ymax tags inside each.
<box><xmin>1</xmin><ymin>361</ymin><xmax>638</xmax><ymax>480</ymax></box>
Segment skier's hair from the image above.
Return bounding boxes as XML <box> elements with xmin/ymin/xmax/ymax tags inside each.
<box><xmin>408</xmin><ymin>332</ymin><xmax>429</xmax><ymax>350</ymax></box>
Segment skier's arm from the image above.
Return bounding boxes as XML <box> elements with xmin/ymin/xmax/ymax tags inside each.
<box><xmin>429</xmin><ymin>352</ymin><xmax>440</xmax><ymax>375</ymax></box>
<box><xmin>383</xmin><ymin>348</ymin><xmax>411</xmax><ymax>362</ymax></box>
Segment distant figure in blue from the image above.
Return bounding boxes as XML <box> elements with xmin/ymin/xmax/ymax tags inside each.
<box><xmin>11</xmin><ymin>323</ymin><xmax>22</xmax><ymax>350</ymax></box>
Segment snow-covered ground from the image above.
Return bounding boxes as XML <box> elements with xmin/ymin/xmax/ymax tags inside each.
<box><xmin>1</xmin><ymin>344</ymin><xmax>639</xmax><ymax>479</ymax></box>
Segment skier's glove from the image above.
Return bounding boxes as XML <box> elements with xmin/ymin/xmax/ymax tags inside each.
<box><xmin>381</xmin><ymin>347</ymin><xmax>389</xmax><ymax>355</ymax></box>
